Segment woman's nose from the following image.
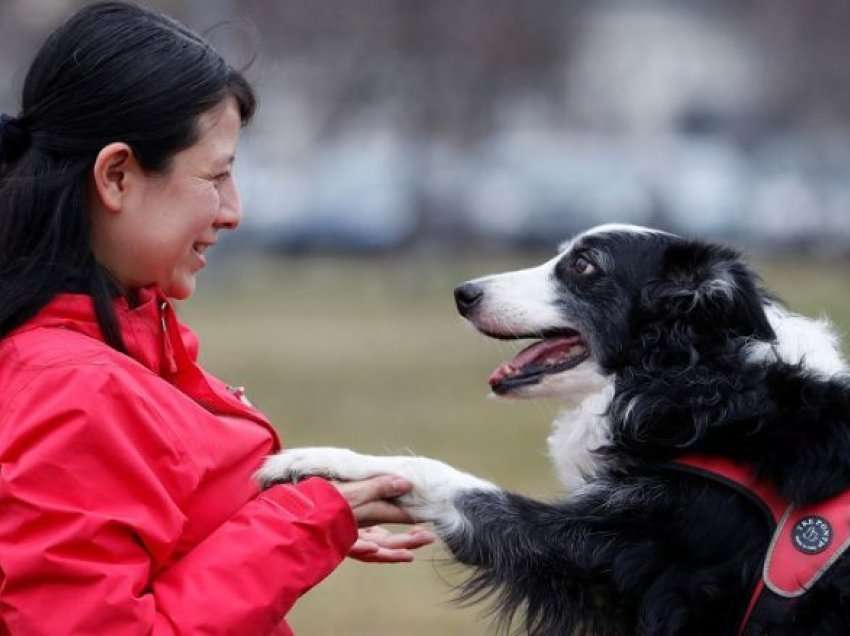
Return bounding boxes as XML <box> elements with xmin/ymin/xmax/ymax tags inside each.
<box><xmin>215</xmin><ymin>181</ymin><xmax>242</xmax><ymax>230</ymax></box>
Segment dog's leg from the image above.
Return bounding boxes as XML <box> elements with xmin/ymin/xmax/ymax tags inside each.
<box><xmin>257</xmin><ymin>448</ymin><xmax>621</xmax><ymax>635</ymax></box>
<box><xmin>256</xmin><ymin>447</ymin><xmax>500</xmax><ymax>533</ymax></box>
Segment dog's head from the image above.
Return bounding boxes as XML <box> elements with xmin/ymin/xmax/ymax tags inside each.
<box><xmin>455</xmin><ymin>224</ymin><xmax>776</xmax><ymax>403</ymax></box>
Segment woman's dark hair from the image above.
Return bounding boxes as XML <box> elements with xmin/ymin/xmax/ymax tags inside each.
<box><xmin>0</xmin><ymin>1</ymin><xmax>256</xmax><ymax>351</ymax></box>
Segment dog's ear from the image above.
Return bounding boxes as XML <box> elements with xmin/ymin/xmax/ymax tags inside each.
<box><xmin>640</xmin><ymin>241</ymin><xmax>775</xmax><ymax>340</ymax></box>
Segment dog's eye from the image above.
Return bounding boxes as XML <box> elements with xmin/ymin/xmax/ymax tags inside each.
<box><xmin>572</xmin><ymin>256</ymin><xmax>596</xmax><ymax>275</ymax></box>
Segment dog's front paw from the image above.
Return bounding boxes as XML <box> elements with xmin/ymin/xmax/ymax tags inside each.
<box><xmin>255</xmin><ymin>447</ymin><xmax>367</xmax><ymax>488</ymax></box>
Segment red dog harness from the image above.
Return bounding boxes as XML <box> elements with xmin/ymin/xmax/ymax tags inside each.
<box><xmin>673</xmin><ymin>454</ymin><xmax>850</xmax><ymax>635</ymax></box>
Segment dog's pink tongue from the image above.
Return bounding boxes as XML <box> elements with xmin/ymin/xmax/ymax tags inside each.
<box><xmin>488</xmin><ymin>336</ymin><xmax>582</xmax><ymax>386</ymax></box>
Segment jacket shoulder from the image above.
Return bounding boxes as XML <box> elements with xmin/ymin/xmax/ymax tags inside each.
<box><xmin>1</xmin><ymin>326</ymin><xmax>129</xmax><ymax>371</ymax></box>
<box><xmin>0</xmin><ymin>330</ymin><xmax>199</xmax><ymax>487</ymax></box>
<box><xmin>0</xmin><ymin>328</ymin><xmax>184</xmax><ymax>453</ymax></box>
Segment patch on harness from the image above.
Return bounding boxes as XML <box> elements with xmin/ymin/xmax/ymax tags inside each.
<box><xmin>792</xmin><ymin>516</ymin><xmax>832</xmax><ymax>554</ymax></box>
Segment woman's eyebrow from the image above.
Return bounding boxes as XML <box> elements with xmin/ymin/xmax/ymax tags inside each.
<box><xmin>209</xmin><ymin>154</ymin><xmax>235</xmax><ymax>171</ymax></box>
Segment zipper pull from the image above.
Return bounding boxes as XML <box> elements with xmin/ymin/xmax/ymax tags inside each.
<box><xmin>160</xmin><ymin>301</ymin><xmax>179</xmax><ymax>375</ymax></box>
<box><xmin>227</xmin><ymin>384</ymin><xmax>254</xmax><ymax>407</ymax></box>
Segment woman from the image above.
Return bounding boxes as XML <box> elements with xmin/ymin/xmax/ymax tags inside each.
<box><xmin>0</xmin><ymin>3</ymin><xmax>432</xmax><ymax>634</ymax></box>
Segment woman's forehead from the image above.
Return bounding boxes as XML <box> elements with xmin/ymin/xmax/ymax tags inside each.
<box><xmin>181</xmin><ymin>99</ymin><xmax>241</xmax><ymax>164</ymax></box>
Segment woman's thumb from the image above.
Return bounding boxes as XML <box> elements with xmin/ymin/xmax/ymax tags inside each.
<box><xmin>349</xmin><ymin>475</ymin><xmax>412</xmax><ymax>506</ymax></box>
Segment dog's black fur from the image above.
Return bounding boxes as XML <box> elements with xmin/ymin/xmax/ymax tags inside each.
<box><xmin>446</xmin><ymin>231</ymin><xmax>850</xmax><ymax>635</ymax></box>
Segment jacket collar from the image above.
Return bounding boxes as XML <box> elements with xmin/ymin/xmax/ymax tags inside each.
<box><xmin>19</xmin><ymin>286</ymin><xmax>199</xmax><ymax>376</ymax></box>
<box><xmin>20</xmin><ymin>286</ymin><xmax>280</xmax><ymax>446</ymax></box>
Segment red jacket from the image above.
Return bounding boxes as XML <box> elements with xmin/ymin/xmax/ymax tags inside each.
<box><xmin>0</xmin><ymin>287</ymin><xmax>357</xmax><ymax>635</ymax></box>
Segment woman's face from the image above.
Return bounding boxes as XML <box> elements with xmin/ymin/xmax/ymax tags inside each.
<box><xmin>91</xmin><ymin>97</ymin><xmax>243</xmax><ymax>300</ymax></box>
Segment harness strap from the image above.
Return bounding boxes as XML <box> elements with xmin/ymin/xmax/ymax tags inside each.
<box><xmin>674</xmin><ymin>454</ymin><xmax>786</xmax><ymax>524</ymax></box>
<box><xmin>672</xmin><ymin>454</ymin><xmax>850</xmax><ymax>635</ymax></box>
<box><xmin>764</xmin><ymin>489</ymin><xmax>850</xmax><ymax>597</ymax></box>
<box><xmin>673</xmin><ymin>455</ymin><xmax>786</xmax><ymax>636</ymax></box>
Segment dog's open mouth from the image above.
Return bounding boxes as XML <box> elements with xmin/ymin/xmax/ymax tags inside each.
<box><xmin>489</xmin><ymin>331</ymin><xmax>590</xmax><ymax>395</ymax></box>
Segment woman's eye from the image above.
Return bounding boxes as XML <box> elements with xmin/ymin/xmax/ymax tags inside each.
<box><xmin>213</xmin><ymin>172</ymin><xmax>230</xmax><ymax>185</ymax></box>
<box><xmin>572</xmin><ymin>256</ymin><xmax>595</xmax><ymax>275</ymax></box>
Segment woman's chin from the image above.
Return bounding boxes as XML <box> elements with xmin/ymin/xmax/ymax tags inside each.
<box><xmin>164</xmin><ymin>274</ymin><xmax>196</xmax><ymax>300</ymax></box>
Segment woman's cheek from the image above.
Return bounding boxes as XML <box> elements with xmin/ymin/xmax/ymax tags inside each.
<box><xmin>198</xmin><ymin>185</ymin><xmax>222</xmax><ymax>225</ymax></box>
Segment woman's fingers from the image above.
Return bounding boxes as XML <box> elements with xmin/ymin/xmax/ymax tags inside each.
<box><xmin>353</xmin><ymin>500</ymin><xmax>416</xmax><ymax>526</ymax></box>
<box><xmin>348</xmin><ymin>526</ymin><xmax>437</xmax><ymax>563</ymax></box>
<box><xmin>349</xmin><ymin>538</ymin><xmax>380</xmax><ymax>558</ymax></box>
<box><xmin>359</xmin><ymin>525</ymin><xmax>437</xmax><ymax>549</ymax></box>
<box><xmin>351</xmin><ymin>547</ymin><xmax>415</xmax><ymax>563</ymax></box>
<box><xmin>333</xmin><ymin>475</ymin><xmax>411</xmax><ymax>509</ymax></box>
<box><xmin>332</xmin><ymin>476</ymin><xmax>419</xmax><ymax>526</ymax></box>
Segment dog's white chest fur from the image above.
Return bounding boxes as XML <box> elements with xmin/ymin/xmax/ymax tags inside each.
<box><xmin>547</xmin><ymin>384</ymin><xmax>614</xmax><ymax>491</ymax></box>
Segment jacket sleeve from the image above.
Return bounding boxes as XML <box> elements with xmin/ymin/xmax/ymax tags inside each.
<box><xmin>0</xmin><ymin>366</ymin><xmax>357</xmax><ymax>635</ymax></box>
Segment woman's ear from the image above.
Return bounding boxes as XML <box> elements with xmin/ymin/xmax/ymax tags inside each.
<box><xmin>91</xmin><ymin>142</ymin><xmax>137</xmax><ymax>213</ymax></box>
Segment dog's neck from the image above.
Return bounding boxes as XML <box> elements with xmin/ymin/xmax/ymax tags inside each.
<box><xmin>544</xmin><ymin>303</ymin><xmax>850</xmax><ymax>504</ymax></box>
<box><xmin>604</xmin><ymin>353</ymin><xmax>850</xmax><ymax>505</ymax></box>
<box><xmin>547</xmin><ymin>383</ymin><xmax>614</xmax><ymax>491</ymax></box>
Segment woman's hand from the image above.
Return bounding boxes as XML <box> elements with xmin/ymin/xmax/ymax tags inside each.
<box><xmin>349</xmin><ymin>525</ymin><xmax>436</xmax><ymax>563</ymax></box>
<box><xmin>330</xmin><ymin>475</ymin><xmax>437</xmax><ymax>562</ymax></box>
<box><xmin>331</xmin><ymin>475</ymin><xmax>417</xmax><ymax>526</ymax></box>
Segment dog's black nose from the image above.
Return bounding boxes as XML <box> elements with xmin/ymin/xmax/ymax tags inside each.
<box><xmin>454</xmin><ymin>283</ymin><xmax>484</xmax><ymax>316</ymax></box>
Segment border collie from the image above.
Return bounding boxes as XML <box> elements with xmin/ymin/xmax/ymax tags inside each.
<box><xmin>258</xmin><ymin>224</ymin><xmax>850</xmax><ymax>635</ymax></box>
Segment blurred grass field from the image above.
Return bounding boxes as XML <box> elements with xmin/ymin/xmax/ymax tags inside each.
<box><xmin>180</xmin><ymin>252</ymin><xmax>850</xmax><ymax>636</ymax></box>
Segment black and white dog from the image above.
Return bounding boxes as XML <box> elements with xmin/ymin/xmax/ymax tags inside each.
<box><xmin>258</xmin><ymin>224</ymin><xmax>850</xmax><ymax>635</ymax></box>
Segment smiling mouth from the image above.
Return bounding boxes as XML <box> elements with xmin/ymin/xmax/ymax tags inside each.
<box><xmin>488</xmin><ymin>330</ymin><xmax>590</xmax><ymax>395</ymax></box>
<box><xmin>192</xmin><ymin>242</ymin><xmax>213</xmax><ymax>256</ymax></box>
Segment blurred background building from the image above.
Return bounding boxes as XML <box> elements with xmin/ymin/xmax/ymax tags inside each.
<box><xmin>4</xmin><ymin>0</ymin><xmax>850</xmax><ymax>255</ymax></box>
